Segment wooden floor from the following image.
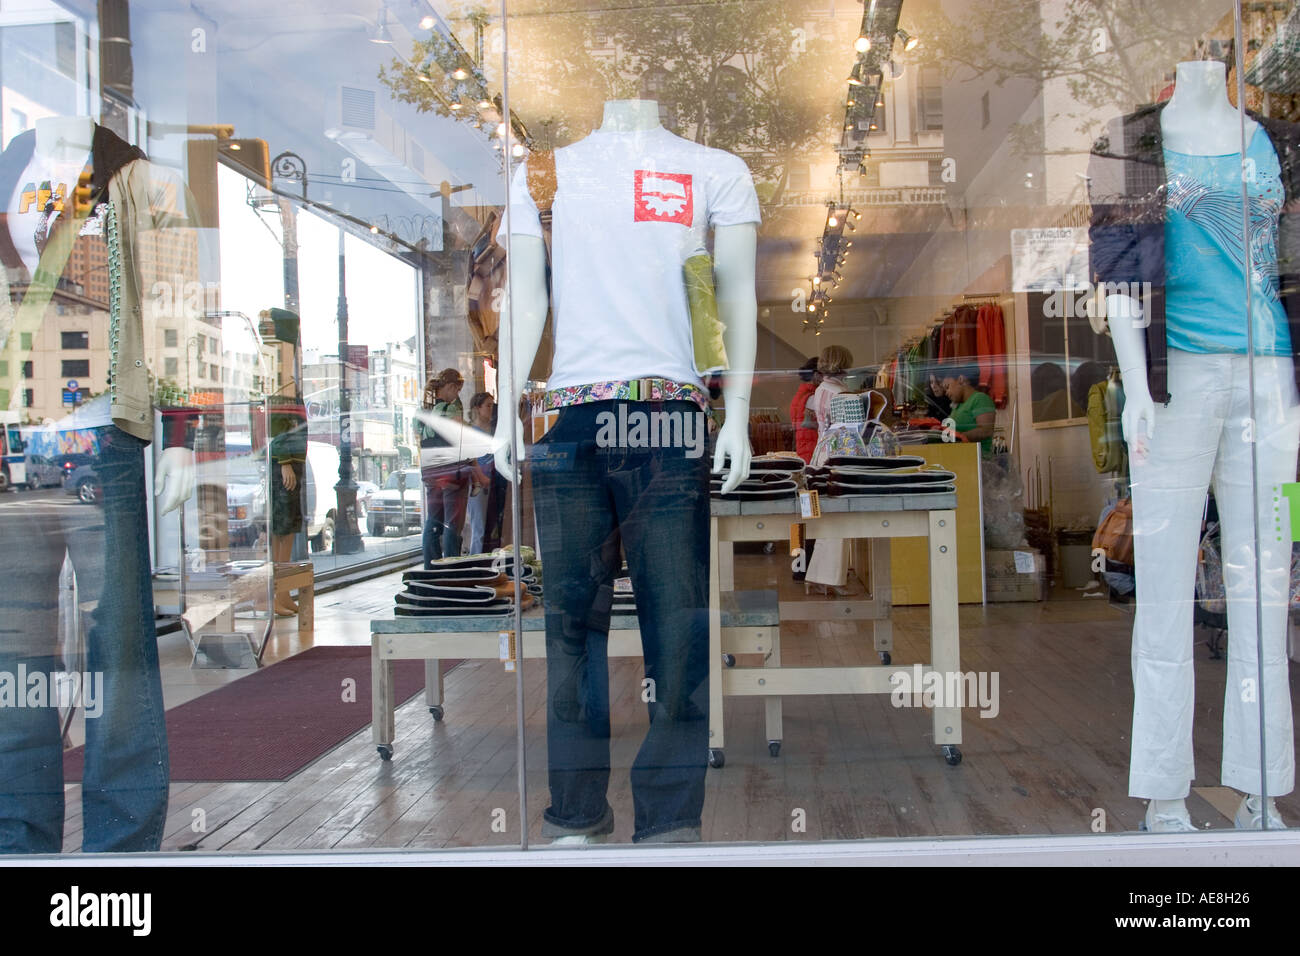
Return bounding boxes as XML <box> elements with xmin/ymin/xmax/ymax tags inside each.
<box><xmin>59</xmin><ymin>554</ymin><xmax>1300</xmax><ymax>851</ymax></box>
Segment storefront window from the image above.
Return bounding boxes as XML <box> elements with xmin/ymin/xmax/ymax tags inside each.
<box><xmin>0</xmin><ymin>0</ymin><xmax>1294</xmax><ymax>859</ymax></box>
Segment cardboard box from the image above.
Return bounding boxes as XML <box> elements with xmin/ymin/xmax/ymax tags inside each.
<box><xmin>985</xmin><ymin>548</ymin><xmax>1045</xmax><ymax>602</ymax></box>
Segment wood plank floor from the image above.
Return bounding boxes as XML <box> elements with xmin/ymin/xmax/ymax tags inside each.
<box><xmin>58</xmin><ymin>554</ymin><xmax>1300</xmax><ymax>851</ymax></box>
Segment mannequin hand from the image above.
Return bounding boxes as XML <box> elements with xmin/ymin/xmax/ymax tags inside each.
<box><xmin>492</xmin><ymin>416</ymin><xmax>526</xmax><ymax>484</ymax></box>
<box><xmin>281</xmin><ymin>462</ymin><xmax>297</xmax><ymax>491</ymax></box>
<box><xmin>1121</xmin><ymin>386</ymin><xmax>1156</xmax><ymax>461</ymax></box>
<box><xmin>155</xmin><ymin>446</ymin><xmax>195</xmax><ymax>515</ymax></box>
<box><xmin>712</xmin><ymin>417</ymin><xmax>752</xmax><ymax>494</ymax></box>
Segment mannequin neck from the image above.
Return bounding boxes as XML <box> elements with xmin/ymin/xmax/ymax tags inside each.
<box><xmin>1162</xmin><ymin>60</ymin><xmax>1255</xmax><ymax>154</ymax></box>
<box><xmin>34</xmin><ymin>116</ymin><xmax>95</xmax><ymax>165</ymax></box>
<box><xmin>1166</xmin><ymin>61</ymin><xmax>1233</xmax><ymax>118</ymax></box>
<box><xmin>599</xmin><ymin>100</ymin><xmax>662</xmax><ymax>133</ymax></box>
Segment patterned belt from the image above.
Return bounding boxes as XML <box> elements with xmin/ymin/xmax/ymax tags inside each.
<box><xmin>544</xmin><ymin>378</ymin><xmax>711</xmax><ymax>412</ymax></box>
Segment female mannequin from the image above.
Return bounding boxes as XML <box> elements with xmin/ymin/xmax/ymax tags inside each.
<box><xmin>1100</xmin><ymin>60</ymin><xmax>1298</xmax><ymax>832</ymax></box>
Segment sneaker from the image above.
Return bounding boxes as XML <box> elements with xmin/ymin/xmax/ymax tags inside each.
<box><xmin>1234</xmin><ymin>795</ymin><xmax>1286</xmax><ymax>830</ymax></box>
<box><xmin>548</xmin><ymin>833</ymin><xmax>609</xmax><ymax>846</ymax></box>
<box><xmin>1140</xmin><ymin>799</ymin><xmax>1197</xmax><ymax>833</ymax></box>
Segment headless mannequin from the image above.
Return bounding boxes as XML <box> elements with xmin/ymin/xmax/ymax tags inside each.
<box><xmin>1106</xmin><ymin>61</ymin><xmax>1287</xmax><ymax>828</ymax></box>
<box><xmin>31</xmin><ymin>116</ymin><xmax>194</xmax><ymax>516</ymax></box>
<box><xmin>492</xmin><ymin>99</ymin><xmax>757</xmax><ymax>491</ymax></box>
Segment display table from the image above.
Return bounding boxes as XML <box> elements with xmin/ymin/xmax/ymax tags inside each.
<box><xmin>152</xmin><ymin>562</ymin><xmax>274</xmax><ymax>666</ymax></box>
<box><xmin>369</xmin><ymin>590</ymin><xmax>780</xmax><ymax>761</ymax></box>
<box><xmin>709</xmin><ymin>492</ymin><xmax>962</xmax><ymax>767</ymax></box>
<box><xmin>368</xmin><ymin>494</ymin><xmax>961</xmax><ymax>767</ymax></box>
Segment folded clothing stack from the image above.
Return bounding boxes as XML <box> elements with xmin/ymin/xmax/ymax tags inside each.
<box><xmin>710</xmin><ymin>453</ymin><xmax>805</xmax><ymax>500</ymax></box>
<box><xmin>804</xmin><ymin>455</ymin><xmax>956</xmax><ymax>498</ymax></box>
<box><xmin>395</xmin><ymin>555</ymin><xmax>539</xmax><ymax>617</ymax></box>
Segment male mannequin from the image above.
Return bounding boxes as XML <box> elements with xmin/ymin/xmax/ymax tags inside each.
<box><xmin>495</xmin><ymin>99</ymin><xmax>758</xmax><ymax>843</ymax></box>
<box><xmin>0</xmin><ymin>115</ymin><xmax>196</xmax><ymax>852</ymax></box>
<box><xmin>1094</xmin><ymin>60</ymin><xmax>1300</xmax><ymax>832</ymax></box>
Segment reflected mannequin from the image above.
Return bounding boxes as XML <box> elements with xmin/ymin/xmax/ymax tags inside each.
<box><xmin>1096</xmin><ymin>60</ymin><xmax>1300</xmax><ymax>832</ymax></box>
<box><xmin>495</xmin><ymin>99</ymin><xmax>758</xmax><ymax>843</ymax></box>
<box><xmin>0</xmin><ymin>115</ymin><xmax>196</xmax><ymax>852</ymax></box>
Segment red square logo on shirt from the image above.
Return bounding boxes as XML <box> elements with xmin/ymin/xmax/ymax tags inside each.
<box><xmin>634</xmin><ymin>170</ymin><xmax>693</xmax><ymax>225</ymax></box>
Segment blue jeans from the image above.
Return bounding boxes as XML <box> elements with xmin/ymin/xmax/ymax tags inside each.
<box><xmin>421</xmin><ymin>464</ymin><xmax>468</xmax><ymax>566</ymax></box>
<box><xmin>530</xmin><ymin>401</ymin><xmax>710</xmax><ymax>842</ymax></box>
<box><xmin>0</xmin><ymin>425</ymin><xmax>169</xmax><ymax>853</ymax></box>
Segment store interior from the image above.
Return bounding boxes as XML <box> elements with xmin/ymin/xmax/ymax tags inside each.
<box><xmin>6</xmin><ymin>0</ymin><xmax>1300</xmax><ymax>852</ymax></box>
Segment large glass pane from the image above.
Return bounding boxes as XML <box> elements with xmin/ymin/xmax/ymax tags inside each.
<box><xmin>0</xmin><ymin>0</ymin><xmax>520</xmax><ymax>854</ymax></box>
<box><xmin>496</xmin><ymin>0</ymin><xmax>1292</xmax><ymax>848</ymax></box>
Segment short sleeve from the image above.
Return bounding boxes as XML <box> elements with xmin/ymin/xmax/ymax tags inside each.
<box><xmin>707</xmin><ymin>152</ymin><xmax>761</xmax><ymax>228</ymax></box>
<box><xmin>971</xmin><ymin>391</ymin><xmax>996</xmax><ymax>416</ymax></box>
<box><xmin>495</xmin><ymin>161</ymin><xmax>544</xmax><ymax>245</ymax></box>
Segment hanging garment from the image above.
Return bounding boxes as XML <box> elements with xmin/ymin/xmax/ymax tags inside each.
<box><xmin>976</xmin><ymin>302</ymin><xmax>1008</xmax><ymax>407</ymax></box>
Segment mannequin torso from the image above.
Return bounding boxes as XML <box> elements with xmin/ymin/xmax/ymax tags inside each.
<box><xmin>493</xmin><ymin>98</ymin><xmax>758</xmax><ymax>491</ymax></box>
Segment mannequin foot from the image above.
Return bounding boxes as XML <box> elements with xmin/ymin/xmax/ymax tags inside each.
<box><xmin>549</xmin><ymin>833</ymin><xmax>608</xmax><ymax>846</ymax></box>
<box><xmin>1234</xmin><ymin>794</ymin><xmax>1286</xmax><ymax>830</ymax></box>
<box><xmin>1140</xmin><ymin>798</ymin><xmax>1196</xmax><ymax>833</ymax></box>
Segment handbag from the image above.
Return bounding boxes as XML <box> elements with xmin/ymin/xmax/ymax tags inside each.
<box><xmin>1092</xmin><ymin>498</ymin><xmax>1134</xmax><ymax>567</ymax></box>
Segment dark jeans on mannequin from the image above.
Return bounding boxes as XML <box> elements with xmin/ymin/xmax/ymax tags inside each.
<box><xmin>0</xmin><ymin>425</ymin><xmax>169</xmax><ymax>853</ymax></box>
<box><xmin>530</xmin><ymin>400</ymin><xmax>710</xmax><ymax>843</ymax></box>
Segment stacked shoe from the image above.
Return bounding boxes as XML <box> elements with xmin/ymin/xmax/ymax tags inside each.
<box><xmin>395</xmin><ymin>555</ymin><xmax>538</xmax><ymax>617</ymax></box>
<box><xmin>804</xmin><ymin>455</ymin><xmax>956</xmax><ymax>498</ymax></box>
<box><xmin>710</xmin><ymin>453</ymin><xmax>804</xmax><ymax>501</ymax></box>
<box><xmin>612</xmin><ymin>569</ymin><xmax>636</xmax><ymax>614</ymax></box>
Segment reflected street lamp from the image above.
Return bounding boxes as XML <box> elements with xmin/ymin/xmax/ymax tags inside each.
<box><xmin>334</xmin><ymin>226</ymin><xmax>364</xmax><ymax>555</ymax></box>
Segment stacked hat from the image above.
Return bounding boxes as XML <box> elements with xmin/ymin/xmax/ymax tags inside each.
<box><xmin>612</xmin><ymin>570</ymin><xmax>636</xmax><ymax>614</ymax></box>
<box><xmin>804</xmin><ymin>455</ymin><xmax>956</xmax><ymax>498</ymax></box>
<box><xmin>710</xmin><ymin>453</ymin><xmax>804</xmax><ymax>501</ymax></box>
<box><xmin>395</xmin><ymin>555</ymin><xmax>539</xmax><ymax>617</ymax></box>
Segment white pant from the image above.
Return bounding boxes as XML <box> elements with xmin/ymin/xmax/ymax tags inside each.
<box><xmin>1130</xmin><ymin>349</ymin><xmax>1299</xmax><ymax>799</ymax></box>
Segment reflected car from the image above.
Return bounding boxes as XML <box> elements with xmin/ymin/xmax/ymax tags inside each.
<box><xmin>355</xmin><ymin>480</ymin><xmax>380</xmax><ymax>516</ymax></box>
<box><xmin>63</xmin><ymin>464</ymin><xmax>101</xmax><ymax>504</ymax></box>
<box><xmin>28</xmin><ymin>453</ymin><xmax>94</xmax><ymax>490</ymax></box>
<box><xmin>365</xmin><ymin>469</ymin><xmax>422</xmax><ymax>537</ymax></box>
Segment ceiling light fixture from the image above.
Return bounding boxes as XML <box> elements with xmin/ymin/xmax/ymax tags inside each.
<box><xmin>419</xmin><ymin>14</ymin><xmax>436</xmax><ymax>29</ymax></box>
<box><xmin>897</xmin><ymin>30</ymin><xmax>919</xmax><ymax>52</ymax></box>
<box><xmin>368</xmin><ymin>7</ymin><xmax>393</xmax><ymax>44</ymax></box>
<box><xmin>854</xmin><ymin>35</ymin><xmax>871</xmax><ymax>53</ymax></box>
<box><xmin>452</xmin><ymin>67</ymin><xmax>469</xmax><ymax>80</ymax></box>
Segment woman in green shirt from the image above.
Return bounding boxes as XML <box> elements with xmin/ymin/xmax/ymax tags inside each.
<box><xmin>940</xmin><ymin>365</ymin><xmax>996</xmax><ymax>456</ymax></box>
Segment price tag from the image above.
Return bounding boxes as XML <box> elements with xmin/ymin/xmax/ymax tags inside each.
<box><xmin>798</xmin><ymin>489</ymin><xmax>821</xmax><ymax>519</ymax></box>
<box><xmin>499</xmin><ymin>630</ymin><xmax>517</xmax><ymax>672</ymax></box>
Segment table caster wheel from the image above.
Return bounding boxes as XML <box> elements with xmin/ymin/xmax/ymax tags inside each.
<box><xmin>723</xmin><ymin>654</ymin><xmax>736</xmax><ymax>667</ymax></box>
<box><xmin>429</xmin><ymin>705</ymin><xmax>444</xmax><ymax>721</ymax></box>
<box><xmin>879</xmin><ymin>651</ymin><xmax>891</xmax><ymax>665</ymax></box>
<box><xmin>942</xmin><ymin>745</ymin><xmax>962</xmax><ymax>766</ymax></box>
<box><xmin>768</xmin><ymin>741</ymin><xmax>781</xmax><ymax>758</ymax></box>
<box><xmin>708</xmin><ymin>748</ymin><xmax>725</xmax><ymax>769</ymax></box>
<box><xmin>377</xmin><ymin>745</ymin><xmax>393</xmax><ymax>761</ymax></box>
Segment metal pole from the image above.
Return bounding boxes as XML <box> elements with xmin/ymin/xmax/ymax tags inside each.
<box><xmin>334</xmin><ymin>226</ymin><xmax>363</xmax><ymax>554</ymax></box>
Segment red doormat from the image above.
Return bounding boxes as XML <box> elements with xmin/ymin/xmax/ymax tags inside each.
<box><xmin>63</xmin><ymin>647</ymin><xmax>451</xmax><ymax>783</ymax></box>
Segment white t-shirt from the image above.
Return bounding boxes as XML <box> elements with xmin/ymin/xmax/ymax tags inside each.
<box><xmin>497</xmin><ymin>126</ymin><xmax>760</xmax><ymax>389</ymax></box>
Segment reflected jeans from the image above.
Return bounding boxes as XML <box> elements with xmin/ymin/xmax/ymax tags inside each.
<box><xmin>1130</xmin><ymin>350</ymin><xmax>1299</xmax><ymax>799</ymax></box>
<box><xmin>530</xmin><ymin>401</ymin><xmax>710</xmax><ymax>842</ymax></box>
<box><xmin>422</xmin><ymin>464</ymin><xmax>468</xmax><ymax>566</ymax></box>
<box><xmin>0</xmin><ymin>425</ymin><xmax>169</xmax><ymax>853</ymax></box>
